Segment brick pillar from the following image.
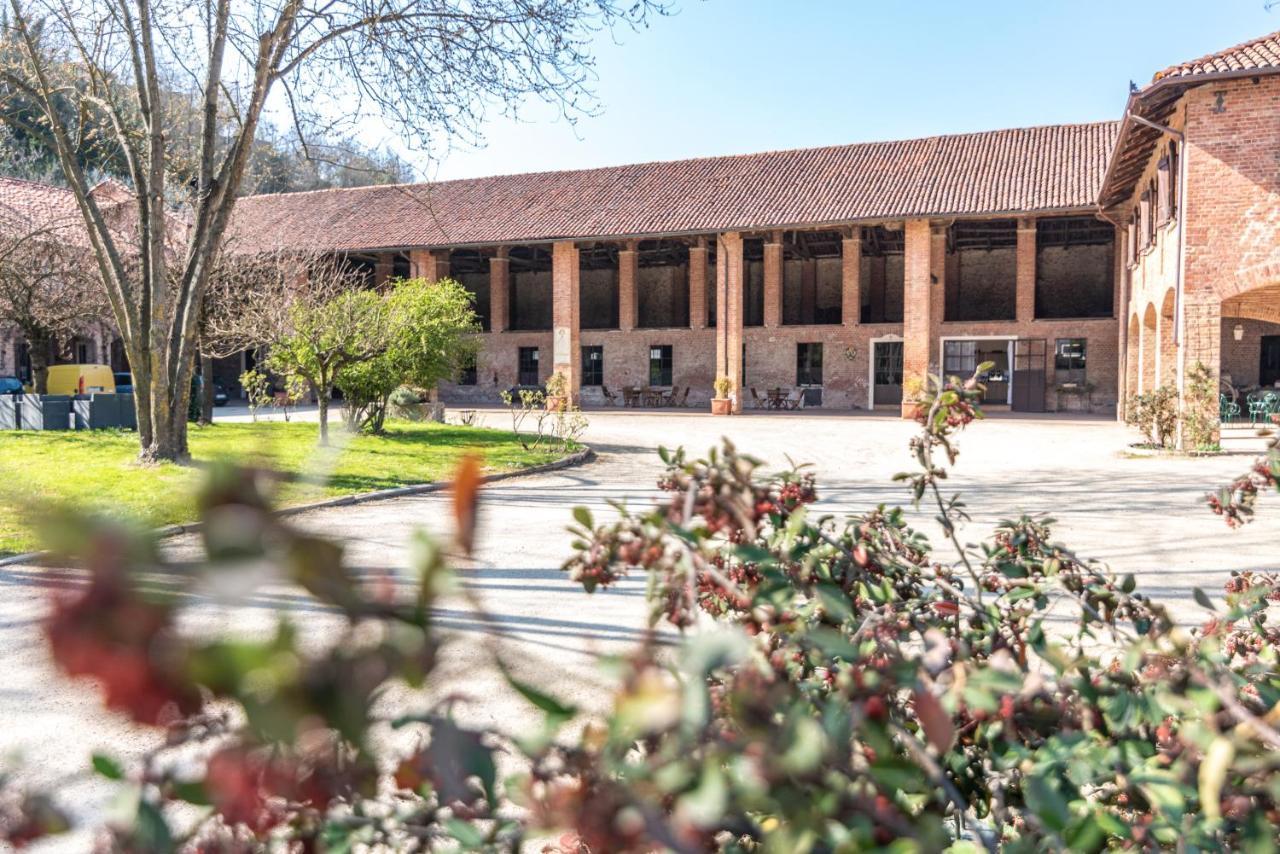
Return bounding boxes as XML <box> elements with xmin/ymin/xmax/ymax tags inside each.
<box><xmin>410</xmin><ymin>249</ymin><xmax>449</xmax><ymax>282</ymax></box>
<box><xmin>903</xmin><ymin>219</ymin><xmax>934</xmax><ymax>417</ymax></box>
<box><xmin>489</xmin><ymin>248</ymin><xmax>509</xmax><ymax>333</ymax></box>
<box><xmin>1016</xmin><ymin>217</ymin><xmax>1037</xmax><ymax>322</ymax></box>
<box><xmin>1115</xmin><ymin>226</ymin><xmax>1129</xmax><ymax>420</ymax></box>
<box><xmin>618</xmin><ymin>240</ymin><xmax>638</xmax><ymax>331</ymax></box>
<box><xmin>373</xmin><ymin>253</ymin><xmax>394</xmax><ymax>286</ymax></box>
<box><xmin>763</xmin><ymin>231</ymin><xmax>783</xmax><ymax>328</ymax></box>
<box><xmin>716</xmin><ymin>232</ymin><xmax>745</xmax><ymax>413</ymax></box>
<box><xmin>688</xmin><ymin>237</ymin><xmax>708</xmax><ymax>330</ymax></box>
<box><xmin>552</xmin><ymin>241</ymin><xmax>581</xmax><ymax>401</ymax></box>
<box><xmin>841</xmin><ymin>228</ymin><xmax>861</xmax><ymax>326</ymax></box>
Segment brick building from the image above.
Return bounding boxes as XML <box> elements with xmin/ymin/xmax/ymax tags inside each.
<box><xmin>4</xmin><ymin>30</ymin><xmax>1279</xmax><ymax>430</ymax></box>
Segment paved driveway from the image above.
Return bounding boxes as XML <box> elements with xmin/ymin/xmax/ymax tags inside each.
<box><xmin>1</xmin><ymin>408</ymin><xmax>1277</xmax><ymax>840</ymax></box>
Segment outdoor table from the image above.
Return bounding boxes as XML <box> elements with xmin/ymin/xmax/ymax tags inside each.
<box><xmin>767</xmin><ymin>388</ymin><xmax>786</xmax><ymax>410</ymax></box>
<box><xmin>623</xmin><ymin>387</ymin><xmax>640</xmax><ymax>407</ymax></box>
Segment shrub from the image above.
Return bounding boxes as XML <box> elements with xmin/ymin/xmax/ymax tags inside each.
<box><xmin>1125</xmin><ymin>385</ymin><xmax>1178</xmax><ymax>447</ymax></box>
<box><xmin>387</xmin><ymin>385</ymin><xmax>426</xmax><ymax>420</ymax></box>
<box><xmin>5</xmin><ymin>373</ymin><xmax>1280</xmax><ymax>851</ymax></box>
<box><xmin>1183</xmin><ymin>361</ymin><xmax>1221</xmax><ymax>450</ymax></box>
<box><xmin>713</xmin><ymin>375</ymin><xmax>733</xmax><ymax>399</ymax></box>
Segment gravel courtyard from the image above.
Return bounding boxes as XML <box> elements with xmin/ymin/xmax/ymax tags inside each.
<box><xmin>1</xmin><ymin>409</ymin><xmax>1276</xmax><ymax>842</ymax></box>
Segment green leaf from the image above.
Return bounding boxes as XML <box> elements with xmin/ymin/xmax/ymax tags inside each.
<box><xmin>500</xmin><ymin>661</ymin><xmax>578</xmax><ymax>729</ymax></box>
<box><xmin>1024</xmin><ymin>774</ymin><xmax>1071</xmax><ymax>832</ymax></box>
<box><xmin>571</xmin><ymin>506</ymin><xmax>593</xmax><ymax>529</ymax></box>
<box><xmin>1193</xmin><ymin>587</ymin><xmax>1217</xmax><ymax>611</ymax></box>
<box><xmin>92</xmin><ymin>753</ymin><xmax>124</xmax><ymax>780</ymax></box>
<box><xmin>444</xmin><ymin>817</ymin><xmax>487</xmax><ymax>849</ymax></box>
<box><xmin>133</xmin><ymin>800</ymin><xmax>175</xmax><ymax>854</ymax></box>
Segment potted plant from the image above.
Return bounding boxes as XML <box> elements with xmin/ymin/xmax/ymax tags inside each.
<box><xmin>544</xmin><ymin>371</ymin><xmax>569</xmax><ymax>412</ymax></box>
<box><xmin>711</xmin><ymin>375</ymin><xmax>734</xmax><ymax>416</ymax></box>
<box><xmin>901</xmin><ymin>376</ymin><xmax>927</xmax><ymax>420</ymax></box>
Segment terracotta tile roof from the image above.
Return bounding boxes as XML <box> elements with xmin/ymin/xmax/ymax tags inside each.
<box><xmin>1150</xmin><ymin>29</ymin><xmax>1280</xmax><ymax>85</ymax></box>
<box><xmin>0</xmin><ymin>176</ymin><xmax>140</xmax><ymax>246</ymax></box>
<box><xmin>230</xmin><ymin>122</ymin><xmax>1119</xmax><ymax>253</ymax></box>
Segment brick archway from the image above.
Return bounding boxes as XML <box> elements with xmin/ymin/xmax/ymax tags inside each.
<box><xmin>1158</xmin><ymin>289</ymin><xmax>1177</xmax><ymax>387</ymax></box>
<box><xmin>1223</xmin><ymin>282</ymin><xmax>1280</xmax><ymax>324</ymax></box>
<box><xmin>1141</xmin><ymin>302</ymin><xmax>1158</xmax><ymax>392</ymax></box>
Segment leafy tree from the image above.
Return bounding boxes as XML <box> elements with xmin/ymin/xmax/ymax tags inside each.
<box><xmin>0</xmin><ymin>0</ymin><xmax>664</xmax><ymax>462</ymax></box>
<box><xmin>338</xmin><ymin>277</ymin><xmax>479</xmax><ymax>434</ymax></box>
<box><xmin>264</xmin><ymin>288</ymin><xmax>389</xmax><ymax>445</ymax></box>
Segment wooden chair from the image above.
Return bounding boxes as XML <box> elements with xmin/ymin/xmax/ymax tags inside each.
<box><xmin>750</xmin><ymin>388</ymin><xmax>766</xmax><ymax>409</ymax></box>
<box><xmin>601</xmin><ymin>385</ymin><xmax>618</xmax><ymax>406</ymax></box>
<box><xmin>784</xmin><ymin>389</ymin><xmax>804</xmax><ymax>410</ymax></box>
<box><xmin>674</xmin><ymin>386</ymin><xmax>690</xmax><ymax>407</ymax></box>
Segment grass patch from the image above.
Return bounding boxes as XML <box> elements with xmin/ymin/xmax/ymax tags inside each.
<box><xmin>0</xmin><ymin>420</ymin><xmax>571</xmax><ymax>557</ymax></box>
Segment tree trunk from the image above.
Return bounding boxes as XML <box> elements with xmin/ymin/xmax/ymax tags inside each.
<box><xmin>317</xmin><ymin>391</ymin><xmax>330</xmax><ymax>445</ymax></box>
<box><xmin>28</xmin><ymin>331</ymin><xmax>50</xmax><ymax>394</ymax></box>
<box><xmin>200</xmin><ymin>355</ymin><xmax>214</xmax><ymax>424</ymax></box>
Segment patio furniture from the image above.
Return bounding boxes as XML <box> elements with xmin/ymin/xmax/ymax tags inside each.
<box><xmin>750</xmin><ymin>388</ymin><xmax>766</xmax><ymax>409</ymax></box>
<box><xmin>601</xmin><ymin>385</ymin><xmax>619</xmax><ymax>406</ymax></box>
<box><xmin>643</xmin><ymin>387</ymin><xmax>665</xmax><ymax>407</ymax></box>
<box><xmin>1248</xmin><ymin>391</ymin><xmax>1273</xmax><ymax>425</ymax></box>
<box><xmin>783</xmin><ymin>389</ymin><xmax>804</xmax><ymax>410</ymax></box>
<box><xmin>766</xmin><ymin>388</ymin><xmax>785</xmax><ymax>410</ymax></box>
<box><xmin>673</xmin><ymin>386</ymin><xmax>690</xmax><ymax>407</ymax></box>
<box><xmin>1220</xmin><ymin>393</ymin><xmax>1241</xmax><ymax>422</ymax></box>
<box><xmin>623</xmin><ymin>387</ymin><xmax>641</xmax><ymax>407</ymax></box>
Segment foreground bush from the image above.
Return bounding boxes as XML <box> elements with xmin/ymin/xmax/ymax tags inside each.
<box><xmin>3</xmin><ymin>372</ymin><xmax>1280</xmax><ymax>851</ymax></box>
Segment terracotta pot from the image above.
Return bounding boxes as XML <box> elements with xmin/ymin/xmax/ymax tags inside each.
<box><xmin>900</xmin><ymin>401</ymin><xmax>924</xmax><ymax>420</ymax></box>
<box><xmin>710</xmin><ymin>398</ymin><xmax>732</xmax><ymax>416</ymax></box>
<box><xmin>545</xmin><ymin>395</ymin><xmax>567</xmax><ymax>412</ymax></box>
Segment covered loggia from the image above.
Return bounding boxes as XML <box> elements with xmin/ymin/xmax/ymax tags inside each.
<box><xmin>448</xmin><ymin>249</ymin><xmax>492</xmax><ymax>330</ymax></box>
<box><xmin>1035</xmin><ymin>216</ymin><xmax>1115</xmax><ymax>318</ymax></box>
<box><xmin>578</xmin><ymin>243</ymin><xmax>619</xmax><ymax>329</ymax></box>
<box><xmin>860</xmin><ymin>226</ymin><xmax>904</xmax><ymax>323</ymax></box>
<box><xmin>944</xmin><ymin>220</ymin><xmax>1016</xmax><ymax>322</ymax></box>
<box><xmin>636</xmin><ymin>240</ymin><xmax>690</xmax><ymax>328</ymax></box>
<box><xmin>743</xmin><ymin>238</ymin><xmax>765</xmax><ymax>327</ymax></box>
<box><xmin>782</xmin><ymin>230</ymin><xmax>843</xmax><ymax>325</ymax></box>
<box><xmin>508</xmin><ymin>245</ymin><xmax>553</xmax><ymax>331</ymax></box>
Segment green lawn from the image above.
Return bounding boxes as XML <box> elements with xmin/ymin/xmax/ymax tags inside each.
<box><xmin>0</xmin><ymin>419</ymin><xmax>569</xmax><ymax>557</ymax></box>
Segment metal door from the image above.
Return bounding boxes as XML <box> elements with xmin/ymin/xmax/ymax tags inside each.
<box><xmin>872</xmin><ymin>341</ymin><xmax>904</xmax><ymax>406</ymax></box>
<box><xmin>1012</xmin><ymin>338</ymin><xmax>1047</xmax><ymax>412</ymax></box>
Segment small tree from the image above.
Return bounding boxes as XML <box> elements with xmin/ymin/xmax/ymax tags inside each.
<box><xmin>0</xmin><ymin>200</ymin><xmax>106</xmax><ymax>392</ymax></box>
<box><xmin>338</xmin><ymin>277</ymin><xmax>478</xmax><ymax>434</ymax></box>
<box><xmin>1125</xmin><ymin>385</ymin><xmax>1178</xmax><ymax>447</ymax></box>
<box><xmin>1183</xmin><ymin>361</ymin><xmax>1221</xmax><ymax>450</ymax></box>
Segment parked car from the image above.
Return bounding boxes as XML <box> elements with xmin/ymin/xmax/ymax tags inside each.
<box><xmin>46</xmin><ymin>364</ymin><xmax>115</xmax><ymax>395</ymax></box>
<box><xmin>0</xmin><ymin>376</ymin><xmax>23</xmax><ymax>396</ymax></box>
<box><xmin>213</xmin><ymin>383</ymin><xmax>229</xmax><ymax>406</ymax></box>
<box><xmin>113</xmin><ymin>372</ymin><xmax>134</xmax><ymax>394</ymax></box>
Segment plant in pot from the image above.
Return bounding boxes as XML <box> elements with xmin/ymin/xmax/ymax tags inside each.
<box><xmin>901</xmin><ymin>375</ymin><xmax>927</xmax><ymax>420</ymax></box>
<box><xmin>711</xmin><ymin>375</ymin><xmax>734</xmax><ymax>415</ymax></box>
<box><xmin>544</xmin><ymin>371</ymin><xmax>569</xmax><ymax>412</ymax></box>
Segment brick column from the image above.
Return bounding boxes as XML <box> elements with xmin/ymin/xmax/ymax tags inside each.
<box><xmin>763</xmin><ymin>231</ymin><xmax>783</xmax><ymax>328</ymax></box>
<box><xmin>903</xmin><ymin>219</ymin><xmax>934</xmax><ymax>417</ymax></box>
<box><xmin>552</xmin><ymin>241</ymin><xmax>581</xmax><ymax>401</ymax></box>
<box><xmin>410</xmin><ymin>249</ymin><xmax>449</xmax><ymax>282</ymax></box>
<box><xmin>373</xmin><ymin>254</ymin><xmax>394</xmax><ymax>286</ymax></box>
<box><xmin>489</xmin><ymin>248</ymin><xmax>509</xmax><ymax>333</ymax></box>
<box><xmin>841</xmin><ymin>227</ymin><xmax>861</xmax><ymax>326</ymax></box>
<box><xmin>618</xmin><ymin>240</ymin><xmax>638</xmax><ymax>331</ymax></box>
<box><xmin>1115</xmin><ymin>226</ymin><xmax>1128</xmax><ymax>420</ymax></box>
<box><xmin>716</xmin><ymin>232</ymin><xmax>745</xmax><ymax>413</ymax></box>
<box><xmin>688</xmin><ymin>237</ymin><xmax>708</xmax><ymax>329</ymax></box>
<box><xmin>1016</xmin><ymin>217</ymin><xmax>1037</xmax><ymax>323</ymax></box>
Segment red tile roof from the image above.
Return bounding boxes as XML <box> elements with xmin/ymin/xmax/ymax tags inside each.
<box><xmin>0</xmin><ymin>176</ymin><xmax>140</xmax><ymax>246</ymax></box>
<box><xmin>230</xmin><ymin>122</ymin><xmax>1119</xmax><ymax>253</ymax></box>
<box><xmin>1150</xmin><ymin>29</ymin><xmax>1280</xmax><ymax>85</ymax></box>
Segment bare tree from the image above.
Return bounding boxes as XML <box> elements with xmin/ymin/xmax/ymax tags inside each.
<box><xmin>0</xmin><ymin>0</ymin><xmax>665</xmax><ymax>461</ymax></box>
<box><xmin>0</xmin><ymin>202</ymin><xmax>107</xmax><ymax>392</ymax></box>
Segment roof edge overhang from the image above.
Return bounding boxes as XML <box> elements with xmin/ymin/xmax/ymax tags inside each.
<box><xmin>287</xmin><ymin>204</ymin><xmax>1105</xmax><ymax>257</ymax></box>
<box><xmin>1098</xmin><ymin>65</ymin><xmax>1280</xmax><ymax>209</ymax></box>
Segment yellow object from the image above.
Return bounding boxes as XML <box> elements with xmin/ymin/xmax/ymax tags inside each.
<box><xmin>44</xmin><ymin>364</ymin><xmax>116</xmax><ymax>395</ymax></box>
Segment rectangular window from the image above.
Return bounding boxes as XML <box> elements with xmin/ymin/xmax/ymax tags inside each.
<box><xmin>458</xmin><ymin>352</ymin><xmax>478</xmax><ymax>385</ymax></box>
<box><xmin>1126</xmin><ymin>216</ymin><xmax>1137</xmax><ymax>267</ymax></box>
<box><xmin>1156</xmin><ymin>156</ymin><xmax>1172</xmax><ymax>225</ymax></box>
<box><xmin>517</xmin><ymin>347</ymin><xmax>539</xmax><ymax>386</ymax></box>
<box><xmin>1138</xmin><ymin>191</ymin><xmax>1152</xmax><ymax>251</ymax></box>
<box><xmin>943</xmin><ymin>340</ymin><xmax>977</xmax><ymax>376</ymax></box>
<box><xmin>581</xmin><ymin>345</ymin><xmax>603</xmax><ymax>386</ymax></box>
<box><xmin>648</xmin><ymin>344</ymin><xmax>673</xmax><ymax>386</ymax></box>
<box><xmin>1054</xmin><ymin>338</ymin><xmax>1087</xmax><ymax>384</ymax></box>
<box><xmin>796</xmin><ymin>343</ymin><xmax>823</xmax><ymax>386</ymax></box>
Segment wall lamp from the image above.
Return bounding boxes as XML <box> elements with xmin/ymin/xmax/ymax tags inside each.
<box><xmin>1234</xmin><ymin>323</ymin><xmax>1245</xmax><ymax>342</ymax></box>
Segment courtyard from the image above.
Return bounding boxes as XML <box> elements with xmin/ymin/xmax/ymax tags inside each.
<box><xmin>1</xmin><ymin>408</ymin><xmax>1275</xmax><ymax>840</ymax></box>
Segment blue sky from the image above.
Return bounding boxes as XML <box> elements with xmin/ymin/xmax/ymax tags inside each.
<box><xmin>415</xmin><ymin>1</ymin><xmax>1279</xmax><ymax>181</ymax></box>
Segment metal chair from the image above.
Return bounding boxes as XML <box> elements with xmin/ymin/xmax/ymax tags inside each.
<box><xmin>601</xmin><ymin>385</ymin><xmax>618</xmax><ymax>406</ymax></box>
<box><xmin>674</xmin><ymin>386</ymin><xmax>690</xmax><ymax>407</ymax></box>
<box><xmin>750</xmin><ymin>388</ymin><xmax>766</xmax><ymax>409</ymax></box>
<box><xmin>1248</xmin><ymin>391</ymin><xmax>1271</xmax><ymax>425</ymax></box>
<box><xmin>1220</xmin><ymin>393</ymin><xmax>1241</xmax><ymax>423</ymax></box>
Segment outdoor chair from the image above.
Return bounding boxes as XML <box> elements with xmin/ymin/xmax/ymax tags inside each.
<box><xmin>784</xmin><ymin>389</ymin><xmax>804</xmax><ymax>410</ymax></box>
<box><xmin>1220</xmin><ymin>394</ymin><xmax>1241</xmax><ymax>422</ymax></box>
<box><xmin>750</xmin><ymin>388</ymin><xmax>766</xmax><ymax>409</ymax></box>
<box><xmin>1248</xmin><ymin>391</ymin><xmax>1272</xmax><ymax>425</ymax></box>
<box><xmin>601</xmin><ymin>385</ymin><xmax>619</xmax><ymax>406</ymax></box>
<box><xmin>674</xmin><ymin>386</ymin><xmax>690</xmax><ymax>407</ymax></box>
